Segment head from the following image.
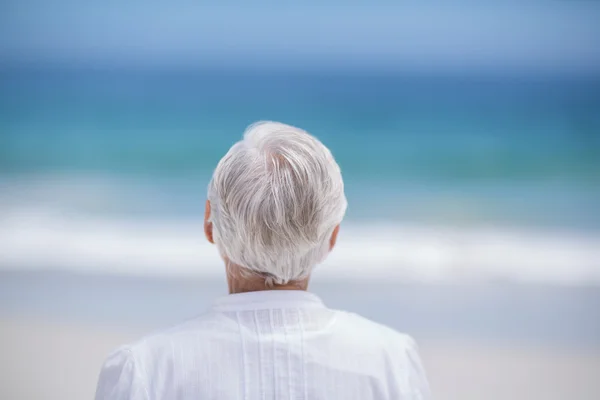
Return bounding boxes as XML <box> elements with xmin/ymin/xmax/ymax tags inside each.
<box><xmin>205</xmin><ymin>121</ymin><xmax>347</xmax><ymax>292</ymax></box>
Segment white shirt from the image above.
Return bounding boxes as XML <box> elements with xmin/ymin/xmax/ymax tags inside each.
<box><xmin>95</xmin><ymin>290</ymin><xmax>430</xmax><ymax>400</ymax></box>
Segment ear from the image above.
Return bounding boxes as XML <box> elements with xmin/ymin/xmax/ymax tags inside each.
<box><xmin>329</xmin><ymin>225</ymin><xmax>340</xmax><ymax>251</ymax></box>
<box><xmin>204</xmin><ymin>200</ymin><xmax>214</xmax><ymax>244</ymax></box>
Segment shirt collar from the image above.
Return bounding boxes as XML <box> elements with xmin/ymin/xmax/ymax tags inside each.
<box><xmin>211</xmin><ymin>290</ymin><xmax>325</xmax><ymax>312</ymax></box>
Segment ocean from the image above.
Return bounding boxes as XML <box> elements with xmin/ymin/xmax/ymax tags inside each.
<box><xmin>2</xmin><ymin>271</ymin><xmax>600</xmax><ymax>348</ymax></box>
<box><xmin>1</xmin><ymin>67</ymin><xmax>599</xmax><ymax>285</ymax></box>
<box><xmin>2</xmin><ymin>66</ymin><xmax>600</xmax><ymax>400</ymax></box>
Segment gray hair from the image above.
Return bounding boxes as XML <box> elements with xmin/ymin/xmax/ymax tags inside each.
<box><xmin>207</xmin><ymin>121</ymin><xmax>347</xmax><ymax>285</ymax></box>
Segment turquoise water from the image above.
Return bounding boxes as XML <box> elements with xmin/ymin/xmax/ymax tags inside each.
<box><xmin>1</xmin><ymin>67</ymin><xmax>599</xmax><ymax>229</ymax></box>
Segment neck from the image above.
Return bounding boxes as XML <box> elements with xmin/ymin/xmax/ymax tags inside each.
<box><xmin>228</xmin><ymin>281</ymin><xmax>308</xmax><ymax>294</ymax></box>
<box><xmin>225</xmin><ymin>261</ymin><xmax>309</xmax><ymax>294</ymax></box>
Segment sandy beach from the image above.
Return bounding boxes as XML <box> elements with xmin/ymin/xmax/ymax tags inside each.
<box><xmin>2</xmin><ymin>316</ymin><xmax>599</xmax><ymax>400</ymax></box>
<box><xmin>2</xmin><ymin>273</ymin><xmax>600</xmax><ymax>399</ymax></box>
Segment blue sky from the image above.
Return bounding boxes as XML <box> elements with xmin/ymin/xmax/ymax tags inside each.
<box><xmin>1</xmin><ymin>2</ymin><xmax>599</xmax><ymax>74</ymax></box>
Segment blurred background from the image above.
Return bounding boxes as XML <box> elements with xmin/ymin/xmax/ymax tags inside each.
<box><xmin>1</xmin><ymin>2</ymin><xmax>600</xmax><ymax>399</ymax></box>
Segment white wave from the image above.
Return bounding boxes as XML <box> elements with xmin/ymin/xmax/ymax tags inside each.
<box><xmin>1</xmin><ymin>208</ymin><xmax>599</xmax><ymax>285</ymax></box>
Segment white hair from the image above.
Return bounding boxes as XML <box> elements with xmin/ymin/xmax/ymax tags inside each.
<box><xmin>207</xmin><ymin>121</ymin><xmax>347</xmax><ymax>285</ymax></box>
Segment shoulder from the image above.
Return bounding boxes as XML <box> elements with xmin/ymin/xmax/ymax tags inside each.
<box><xmin>96</xmin><ymin>312</ymin><xmax>233</xmax><ymax>399</ymax></box>
<box><xmin>331</xmin><ymin>309</ymin><xmax>418</xmax><ymax>350</ymax></box>
<box><xmin>329</xmin><ymin>310</ymin><xmax>430</xmax><ymax>397</ymax></box>
<box><xmin>124</xmin><ymin>311</ymin><xmax>233</xmax><ymax>356</ymax></box>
